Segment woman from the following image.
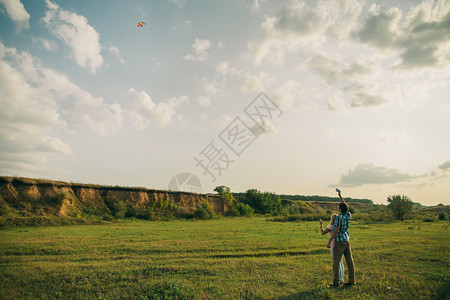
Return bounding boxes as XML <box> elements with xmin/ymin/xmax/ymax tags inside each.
<box><xmin>319</xmin><ymin>214</ymin><xmax>344</xmax><ymax>284</ymax></box>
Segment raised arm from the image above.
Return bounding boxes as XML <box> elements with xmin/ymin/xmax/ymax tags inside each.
<box><xmin>337</xmin><ymin>189</ymin><xmax>346</xmax><ymax>205</ymax></box>
<box><xmin>319</xmin><ymin>218</ymin><xmax>331</xmax><ymax>235</ymax></box>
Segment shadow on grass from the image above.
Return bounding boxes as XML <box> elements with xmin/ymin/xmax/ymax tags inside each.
<box><xmin>208</xmin><ymin>248</ymin><xmax>328</xmax><ymax>259</ymax></box>
<box><xmin>275</xmin><ymin>287</ymin><xmax>332</xmax><ymax>300</ymax></box>
<box><xmin>433</xmin><ymin>281</ymin><xmax>450</xmax><ymax>300</ymax></box>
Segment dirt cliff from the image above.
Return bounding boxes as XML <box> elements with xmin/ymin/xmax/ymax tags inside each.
<box><xmin>0</xmin><ymin>176</ymin><xmax>230</xmax><ymax>221</ymax></box>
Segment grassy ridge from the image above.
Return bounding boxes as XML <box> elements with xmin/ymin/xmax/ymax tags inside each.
<box><xmin>0</xmin><ymin>218</ymin><xmax>449</xmax><ymax>299</ymax></box>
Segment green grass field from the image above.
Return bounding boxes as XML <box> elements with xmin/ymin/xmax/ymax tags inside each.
<box><xmin>0</xmin><ymin>218</ymin><xmax>449</xmax><ymax>299</ymax></box>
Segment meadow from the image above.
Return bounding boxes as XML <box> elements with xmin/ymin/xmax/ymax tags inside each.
<box><xmin>0</xmin><ymin>217</ymin><xmax>448</xmax><ymax>299</ymax></box>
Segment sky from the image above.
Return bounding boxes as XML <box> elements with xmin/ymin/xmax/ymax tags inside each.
<box><xmin>0</xmin><ymin>0</ymin><xmax>449</xmax><ymax>205</ymax></box>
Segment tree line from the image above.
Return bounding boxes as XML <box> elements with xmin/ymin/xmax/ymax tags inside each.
<box><xmin>232</xmin><ymin>192</ymin><xmax>373</xmax><ymax>204</ymax></box>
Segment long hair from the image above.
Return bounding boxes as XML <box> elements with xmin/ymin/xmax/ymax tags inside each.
<box><xmin>330</xmin><ymin>213</ymin><xmax>339</xmax><ymax>224</ymax></box>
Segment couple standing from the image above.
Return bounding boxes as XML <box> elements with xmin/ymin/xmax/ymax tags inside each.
<box><xmin>319</xmin><ymin>189</ymin><xmax>356</xmax><ymax>287</ymax></box>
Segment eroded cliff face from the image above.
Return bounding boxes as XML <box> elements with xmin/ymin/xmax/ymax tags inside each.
<box><xmin>0</xmin><ymin>176</ymin><xmax>229</xmax><ymax>218</ymax></box>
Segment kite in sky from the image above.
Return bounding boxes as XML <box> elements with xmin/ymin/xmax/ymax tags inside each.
<box><xmin>137</xmin><ymin>21</ymin><xmax>146</xmax><ymax>28</ymax></box>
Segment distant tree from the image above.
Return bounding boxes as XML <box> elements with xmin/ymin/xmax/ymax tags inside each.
<box><xmin>243</xmin><ymin>189</ymin><xmax>281</xmax><ymax>215</ymax></box>
<box><xmin>214</xmin><ymin>186</ymin><xmax>234</xmax><ymax>205</ymax></box>
<box><xmin>387</xmin><ymin>195</ymin><xmax>414</xmax><ymax>221</ymax></box>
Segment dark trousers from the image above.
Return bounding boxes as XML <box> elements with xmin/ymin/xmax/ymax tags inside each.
<box><xmin>333</xmin><ymin>241</ymin><xmax>355</xmax><ymax>284</ymax></box>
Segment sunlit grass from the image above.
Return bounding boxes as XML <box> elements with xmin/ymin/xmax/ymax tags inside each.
<box><xmin>0</xmin><ymin>218</ymin><xmax>448</xmax><ymax>299</ymax></box>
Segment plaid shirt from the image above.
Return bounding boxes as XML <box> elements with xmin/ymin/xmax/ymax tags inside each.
<box><xmin>334</xmin><ymin>212</ymin><xmax>351</xmax><ymax>242</ymax></box>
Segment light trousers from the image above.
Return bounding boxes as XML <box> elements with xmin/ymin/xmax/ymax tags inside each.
<box><xmin>330</xmin><ymin>248</ymin><xmax>344</xmax><ymax>283</ymax></box>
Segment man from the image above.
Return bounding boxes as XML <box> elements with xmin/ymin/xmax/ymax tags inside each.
<box><xmin>327</xmin><ymin>189</ymin><xmax>355</xmax><ymax>287</ymax></box>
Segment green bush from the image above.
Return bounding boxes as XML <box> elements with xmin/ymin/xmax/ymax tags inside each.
<box><xmin>202</xmin><ymin>195</ymin><xmax>212</xmax><ymax>212</ymax></box>
<box><xmin>214</xmin><ymin>186</ymin><xmax>234</xmax><ymax>206</ymax></box>
<box><xmin>113</xmin><ymin>201</ymin><xmax>127</xmax><ymax>219</ymax></box>
<box><xmin>126</xmin><ymin>205</ymin><xmax>141</xmax><ymax>218</ymax></box>
<box><xmin>175</xmin><ymin>211</ymin><xmax>194</xmax><ymax>220</ymax></box>
<box><xmin>281</xmin><ymin>201</ymin><xmax>308</xmax><ymax>215</ymax></box>
<box><xmin>243</xmin><ymin>189</ymin><xmax>281</xmax><ymax>214</ymax></box>
<box><xmin>270</xmin><ymin>212</ymin><xmax>395</xmax><ymax>223</ymax></box>
<box><xmin>102</xmin><ymin>213</ymin><xmax>114</xmax><ymax>221</ymax></box>
<box><xmin>351</xmin><ymin>213</ymin><xmax>391</xmax><ymax>222</ymax></box>
<box><xmin>235</xmin><ymin>203</ymin><xmax>254</xmax><ymax>217</ymax></box>
<box><xmin>194</xmin><ymin>205</ymin><xmax>212</xmax><ymax>220</ymax></box>
<box><xmin>45</xmin><ymin>192</ymin><xmax>66</xmax><ymax>206</ymax></box>
<box><xmin>270</xmin><ymin>213</ymin><xmax>326</xmax><ymax>222</ymax></box>
<box><xmin>158</xmin><ymin>196</ymin><xmax>179</xmax><ymax>219</ymax></box>
<box><xmin>438</xmin><ymin>212</ymin><xmax>448</xmax><ymax>220</ymax></box>
<box><xmin>0</xmin><ymin>197</ymin><xmax>9</xmax><ymax>216</ymax></box>
<box><xmin>423</xmin><ymin>215</ymin><xmax>437</xmax><ymax>222</ymax></box>
<box><xmin>144</xmin><ymin>206</ymin><xmax>156</xmax><ymax>220</ymax></box>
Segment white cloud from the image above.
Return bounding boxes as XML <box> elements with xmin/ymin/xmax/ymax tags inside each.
<box><xmin>32</xmin><ymin>37</ymin><xmax>58</xmax><ymax>51</ymax></box>
<box><xmin>327</xmin><ymin>92</ymin><xmax>346</xmax><ymax>111</ymax></box>
<box><xmin>1</xmin><ymin>41</ymin><xmax>126</xmax><ymax>137</ymax></box>
<box><xmin>248</xmin><ymin>1</ymin><xmax>449</xmax><ymax>115</ymax></box>
<box><xmin>305</xmin><ymin>52</ymin><xmax>390</xmax><ymax>111</ymax></box>
<box><xmin>202</xmin><ymin>77</ymin><xmax>223</xmax><ymax>95</ymax></box>
<box><xmin>439</xmin><ymin>161</ymin><xmax>450</xmax><ymax>171</ymax></box>
<box><xmin>167</xmin><ymin>95</ymin><xmax>189</xmax><ymax>108</ymax></box>
<box><xmin>42</xmin><ymin>0</ymin><xmax>104</xmax><ymax>73</ymax></box>
<box><xmin>344</xmin><ymin>83</ymin><xmax>390</xmax><ymax>109</ymax></box>
<box><xmin>251</xmin><ymin>0</ymin><xmax>266</xmax><ymax>13</ymax></box>
<box><xmin>239</xmin><ymin>72</ymin><xmax>272</xmax><ymax>94</ymax></box>
<box><xmin>355</xmin><ymin>7</ymin><xmax>401</xmax><ymax>50</ymax></box>
<box><xmin>72</xmin><ymin>95</ymin><xmax>124</xmax><ymax>136</ymax></box>
<box><xmin>377</xmin><ymin>131</ymin><xmax>411</xmax><ymax>144</ymax></box>
<box><xmin>0</xmin><ymin>129</ymin><xmax>72</xmax><ymax>176</ymax></box>
<box><xmin>397</xmin><ymin>46</ymin><xmax>439</xmax><ymax>69</ymax></box>
<box><xmin>214</xmin><ymin>61</ymin><xmax>275</xmax><ymax>94</ymax></box>
<box><xmin>216</xmin><ymin>61</ymin><xmax>234</xmax><ymax>76</ymax></box>
<box><xmin>250</xmin><ymin>0</ymin><xmax>450</xmax><ymax>72</ymax></box>
<box><xmin>152</xmin><ymin>57</ymin><xmax>161</xmax><ymax>66</ymax></box>
<box><xmin>183</xmin><ymin>38</ymin><xmax>212</xmax><ymax>62</ymax></box>
<box><xmin>0</xmin><ymin>44</ymin><xmax>64</xmax><ymax>128</ymax></box>
<box><xmin>309</xmin><ymin>54</ymin><xmax>375</xmax><ymax>83</ymax></box>
<box><xmin>0</xmin><ymin>43</ymin><xmax>72</xmax><ymax>174</ymax></box>
<box><xmin>128</xmin><ymin>89</ymin><xmax>176</xmax><ymax>128</ymax></box>
<box><xmin>272</xmin><ymin>80</ymin><xmax>301</xmax><ymax>110</ymax></box>
<box><xmin>109</xmin><ymin>45</ymin><xmax>125</xmax><ymax>64</ymax></box>
<box><xmin>196</xmin><ymin>95</ymin><xmax>211</xmax><ymax>107</ymax></box>
<box><xmin>338</xmin><ymin>163</ymin><xmax>420</xmax><ymax>187</ymax></box>
<box><xmin>350</xmin><ymin>92</ymin><xmax>389</xmax><ymax>108</ymax></box>
<box><xmin>0</xmin><ymin>0</ymin><xmax>30</xmax><ymax>30</ymax></box>
<box><xmin>168</xmin><ymin>0</ymin><xmax>186</xmax><ymax>8</ymax></box>
<box><xmin>249</xmin><ymin>0</ymin><xmax>363</xmax><ymax>65</ymax></box>
<box><xmin>215</xmin><ymin>114</ymin><xmax>233</xmax><ymax>127</ymax></box>
<box><xmin>172</xmin><ymin>20</ymin><xmax>191</xmax><ymax>29</ymax></box>
<box><xmin>355</xmin><ymin>1</ymin><xmax>450</xmax><ymax>69</ymax></box>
